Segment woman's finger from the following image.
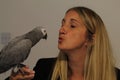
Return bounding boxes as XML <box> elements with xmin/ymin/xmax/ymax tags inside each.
<box><xmin>10</xmin><ymin>66</ymin><xmax>35</xmax><ymax>80</ymax></box>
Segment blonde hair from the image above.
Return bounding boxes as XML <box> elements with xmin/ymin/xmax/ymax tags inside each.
<box><xmin>51</xmin><ymin>6</ymin><xmax>116</xmax><ymax>80</ymax></box>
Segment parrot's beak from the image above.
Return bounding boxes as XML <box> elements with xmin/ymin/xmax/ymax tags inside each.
<box><xmin>43</xmin><ymin>33</ymin><xmax>47</xmax><ymax>40</ymax></box>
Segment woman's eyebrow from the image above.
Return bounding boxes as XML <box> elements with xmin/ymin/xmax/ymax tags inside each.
<box><xmin>71</xmin><ymin>19</ymin><xmax>80</xmax><ymax>23</ymax></box>
<box><xmin>62</xmin><ymin>18</ymin><xmax>82</xmax><ymax>25</ymax></box>
<box><xmin>70</xmin><ymin>19</ymin><xmax>83</xmax><ymax>25</ymax></box>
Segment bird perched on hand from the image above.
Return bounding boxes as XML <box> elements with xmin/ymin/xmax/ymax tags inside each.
<box><xmin>0</xmin><ymin>26</ymin><xmax>47</xmax><ymax>74</ymax></box>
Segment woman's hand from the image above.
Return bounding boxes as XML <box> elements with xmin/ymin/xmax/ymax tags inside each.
<box><xmin>9</xmin><ymin>66</ymin><xmax>35</xmax><ymax>80</ymax></box>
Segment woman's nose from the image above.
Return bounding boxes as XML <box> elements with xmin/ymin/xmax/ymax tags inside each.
<box><xmin>59</xmin><ymin>26</ymin><xmax>67</xmax><ymax>34</ymax></box>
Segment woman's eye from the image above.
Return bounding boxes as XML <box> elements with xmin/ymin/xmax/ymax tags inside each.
<box><xmin>71</xmin><ymin>25</ymin><xmax>76</xmax><ymax>28</ymax></box>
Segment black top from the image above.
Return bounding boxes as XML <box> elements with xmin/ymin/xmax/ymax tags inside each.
<box><xmin>32</xmin><ymin>58</ymin><xmax>56</xmax><ymax>80</ymax></box>
<box><xmin>33</xmin><ymin>58</ymin><xmax>120</xmax><ymax>80</ymax></box>
<box><xmin>5</xmin><ymin>58</ymin><xmax>120</xmax><ymax>80</ymax></box>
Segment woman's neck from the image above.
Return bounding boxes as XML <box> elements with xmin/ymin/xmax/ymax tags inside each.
<box><xmin>66</xmin><ymin>48</ymin><xmax>87</xmax><ymax>79</ymax></box>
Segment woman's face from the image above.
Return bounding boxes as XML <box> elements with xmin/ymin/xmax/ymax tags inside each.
<box><xmin>58</xmin><ymin>10</ymin><xmax>88</xmax><ymax>52</ymax></box>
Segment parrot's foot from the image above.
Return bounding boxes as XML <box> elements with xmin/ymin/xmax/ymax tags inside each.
<box><xmin>11</xmin><ymin>64</ymin><xmax>26</xmax><ymax>75</ymax></box>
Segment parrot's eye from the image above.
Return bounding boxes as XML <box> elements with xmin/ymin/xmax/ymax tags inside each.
<box><xmin>43</xmin><ymin>30</ymin><xmax>46</xmax><ymax>33</ymax></box>
<box><xmin>41</xmin><ymin>28</ymin><xmax>47</xmax><ymax>36</ymax></box>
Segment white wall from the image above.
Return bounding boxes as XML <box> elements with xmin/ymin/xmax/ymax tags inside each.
<box><xmin>0</xmin><ymin>0</ymin><xmax>120</xmax><ymax>79</ymax></box>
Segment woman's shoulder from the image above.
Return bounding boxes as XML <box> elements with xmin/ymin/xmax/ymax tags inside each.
<box><xmin>33</xmin><ymin>57</ymin><xmax>57</xmax><ymax>71</ymax></box>
<box><xmin>38</xmin><ymin>57</ymin><xmax>57</xmax><ymax>61</ymax></box>
<box><xmin>115</xmin><ymin>67</ymin><xmax>120</xmax><ymax>80</ymax></box>
<box><xmin>36</xmin><ymin>57</ymin><xmax>57</xmax><ymax>65</ymax></box>
<box><xmin>33</xmin><ymin>57</ymin><xmax>57</xmax><ymax>80</ymax></box>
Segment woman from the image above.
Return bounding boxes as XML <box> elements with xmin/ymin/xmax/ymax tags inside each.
<box><xmin>8</xmin><ymin>6</ymin><xmax>120</xmax><ymax>80</ymax></box>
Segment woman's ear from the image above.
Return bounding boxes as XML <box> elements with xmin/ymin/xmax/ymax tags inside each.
<box><xmin>91</xmin><ymin>34</ymin><xmax>95</xmax><ymax>42</ymax></box>
<box><xmin>90</xmin><ymin>34</ymin><xmax>95</xmax><ymax>45</ymax></box>
<box><xmin>85</xmin><ymin>34</ymin><xmax>95</xmax><ymax>47</ymax></box>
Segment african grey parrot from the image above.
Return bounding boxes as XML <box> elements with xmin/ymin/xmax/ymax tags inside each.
<box><xmin>0</xmin><ymin>26</ymin><xmax>47</xmax><ymax>74</ymax></box>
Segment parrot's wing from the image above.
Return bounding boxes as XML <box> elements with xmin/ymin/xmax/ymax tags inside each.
<box><xmin>3</xmin><ymin>35</ymin><xmax>25</xmax><ymax>50</ymax></box>
<box><xmin>0</xmin><ymin>39</ymin><xmax>32</xmax><ymax>73</ymax></box>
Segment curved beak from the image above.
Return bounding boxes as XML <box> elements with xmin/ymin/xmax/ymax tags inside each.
<box><xmin>43</xmin><ymin>33</ymin><xmax>47</xmax><ymax>39</ymax></box>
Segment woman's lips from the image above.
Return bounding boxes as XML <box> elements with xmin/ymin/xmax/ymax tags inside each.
<box><xmin>58</xmin><ymin>37</ymin><xmax>64</xmax><ymax>43</ymax></box>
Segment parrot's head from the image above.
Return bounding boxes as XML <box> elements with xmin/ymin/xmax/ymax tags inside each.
<box><xmin>41</xmin><ymin>27</ymin><xmax>47</xmax><ymax>40</ymax></box>
<box><xmin>32</xmin><ymin>26</ymin><xmax>47</xmax><ymax>40</ymax></box>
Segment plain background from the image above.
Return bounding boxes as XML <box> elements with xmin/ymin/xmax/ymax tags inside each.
<box><xmin>0</xmin><ymin>0</ymin><xmax>120</xmax><ymax>79</ymax></box>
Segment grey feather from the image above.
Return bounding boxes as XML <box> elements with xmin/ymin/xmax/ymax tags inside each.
<box><xmin>0</xmin><ymin>26</ymin><xmax>47</xmax><ymax>73</ymax></box>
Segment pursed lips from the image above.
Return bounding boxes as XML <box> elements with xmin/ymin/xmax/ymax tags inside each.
<box><xmin>58</xmin><ymin>36</ymin><xmax>64</xmax><ymax>43</ymax></box>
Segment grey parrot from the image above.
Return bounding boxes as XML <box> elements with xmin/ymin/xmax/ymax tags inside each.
<box><xmin>0</xmin><ymin>26</ymin><xmax>47</xmax><ymax>74</ymax></box>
